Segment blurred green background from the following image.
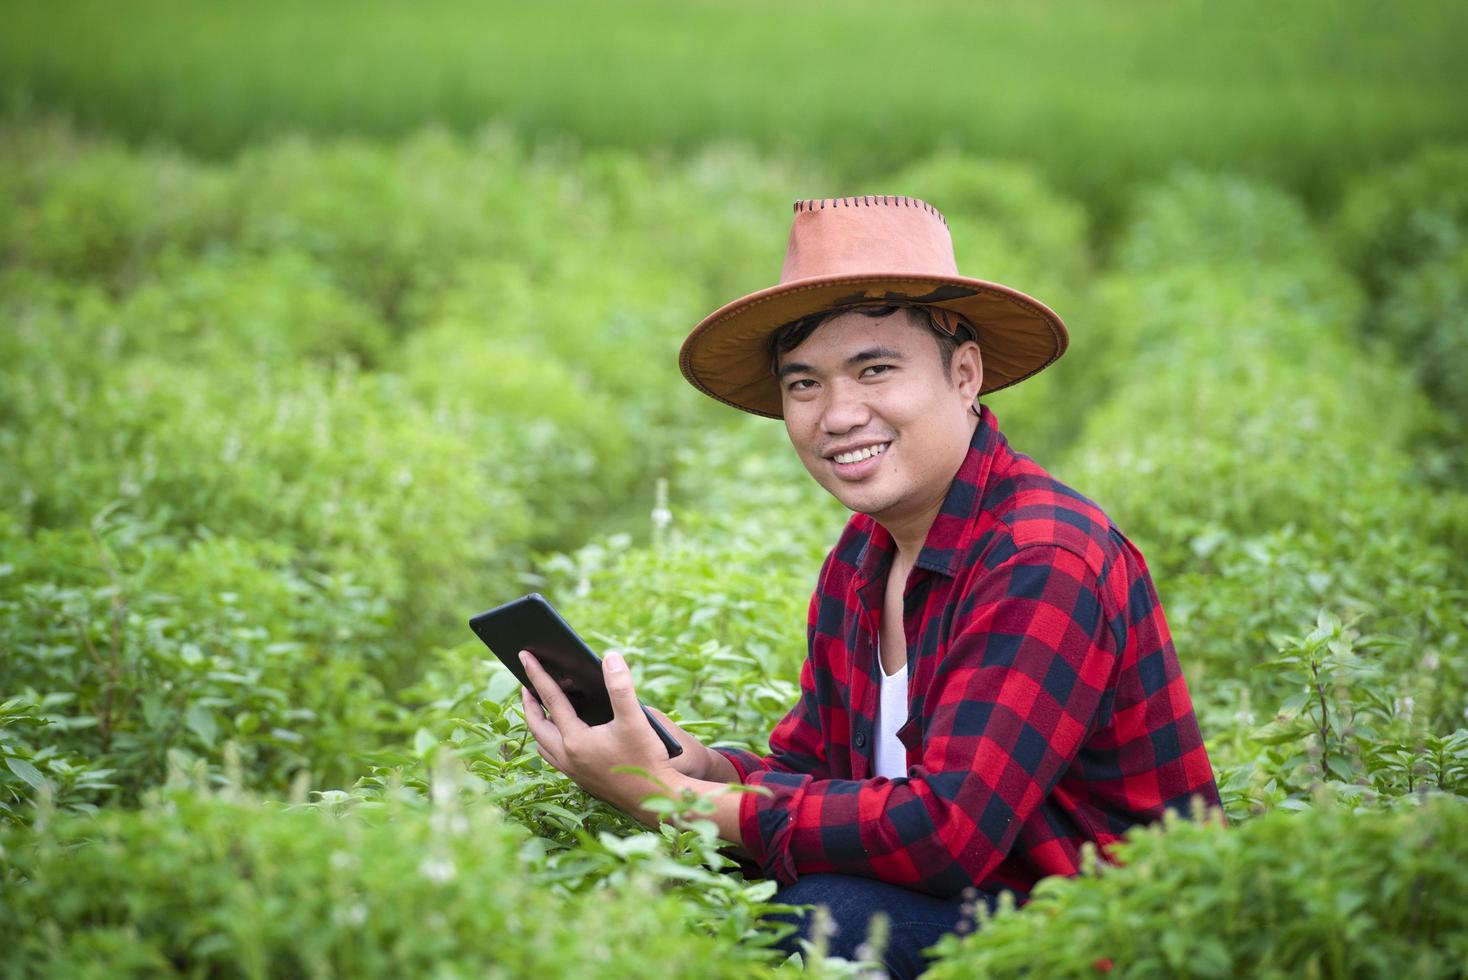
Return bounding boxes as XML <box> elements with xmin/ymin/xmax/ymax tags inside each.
<box><xmin>6</xmin><ymin>0</ymin><xmax>1468</xmax><ymax>222</ymax></box>
<box><xmin>3</xmin><ymin>2</ymin><xmax>1467</xmax><ymax>976</ymax></box>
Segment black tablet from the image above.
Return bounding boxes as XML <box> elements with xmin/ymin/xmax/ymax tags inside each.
<box><xmin>468</xmin><ymin>593</ymin><xmax>683</xmax><ymax>759</ymax></box>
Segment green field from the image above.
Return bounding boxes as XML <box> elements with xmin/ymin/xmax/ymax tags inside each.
<box><xmin>3</xmin><ymin>3</ymin><xmax>1468</xmax><ymax>976</ymax></box>
<box><xmin>5</xmin><ymin>0</ymin><xmax>1468</xmax><ymax>222</ymax></box>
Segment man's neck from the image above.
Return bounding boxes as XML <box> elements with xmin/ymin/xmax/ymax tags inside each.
<box><xmin>876</xmin><ymin>409</ymin><xmax>980</xmax><ymax>561</ymax></box>
<box><xmin>880</xmin><ymin>501</ymin><xmax>945</xmax><ymax>565</ymax></box>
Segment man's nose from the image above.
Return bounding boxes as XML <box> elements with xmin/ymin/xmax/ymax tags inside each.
<box><xmin>820</xmin><ymin>380</ymin><xmax>872</xmax><ymax>434</ymax></box>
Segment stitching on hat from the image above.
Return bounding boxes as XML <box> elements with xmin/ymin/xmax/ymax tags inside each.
<box><xmin>788</xmin><ymin>197</ymin><xmax>950</xmax><ymax>226</ymax></box>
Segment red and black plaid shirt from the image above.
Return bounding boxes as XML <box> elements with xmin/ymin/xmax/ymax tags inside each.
<box><xmin>716</xmin><ymin>405</ymin><xmax>1220</xmax><ymax>898</ymax></box>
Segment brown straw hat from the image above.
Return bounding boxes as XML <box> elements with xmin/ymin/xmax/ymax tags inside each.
<box><xmin>679</xmin><ymin>195</ymin><xmax>1068</xmax><ymax>419</ymax></box>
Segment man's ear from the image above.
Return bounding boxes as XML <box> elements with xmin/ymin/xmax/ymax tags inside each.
<box><xmin>952</xmin><ymin>340</ymin><xmax>983</xmax><ymax>404</ymax></box>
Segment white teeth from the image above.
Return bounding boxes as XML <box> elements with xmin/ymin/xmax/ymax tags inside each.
<box><xmin>833</xmin><ymin>443</ymin><xmax>889</xmax><ymax>465</ymax></box>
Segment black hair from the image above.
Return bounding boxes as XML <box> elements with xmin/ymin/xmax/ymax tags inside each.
<box><xmin>768</xmin><ymin>305</ymin><xmax>975</xmax><ymax>379</ymax></box>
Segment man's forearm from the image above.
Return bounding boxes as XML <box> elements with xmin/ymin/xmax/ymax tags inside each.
<box><xmin>616</xmin><ymin>762</ymin><xmax>746</xmax><ymax>856</ymax></box>
<box><xmin>663</xmin><ymin>771</ymin><xmax>746</xmax><ymax>852</ymax></box>
<box><xmin>700</xmin><ymin>743</ymin><xmax>739</xmax><ymax>783</ymax></box>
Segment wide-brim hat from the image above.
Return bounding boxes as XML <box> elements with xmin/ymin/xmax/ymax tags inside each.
<box><xmin>679</xmin><ymin>195</ymin><xmax>1068</xmax><ymax>419</ymax></box>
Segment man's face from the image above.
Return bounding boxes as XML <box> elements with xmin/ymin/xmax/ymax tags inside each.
<box><xmin>777</xmin><ymin>309</ymin><xmax>983</xmax><ymax>529</ymax></box>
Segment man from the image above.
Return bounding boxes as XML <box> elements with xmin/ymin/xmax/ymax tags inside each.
<box><xmin>519</xmin><ymin>196</ymin><xmax>1220</xmax><ymax>977</ymax></box>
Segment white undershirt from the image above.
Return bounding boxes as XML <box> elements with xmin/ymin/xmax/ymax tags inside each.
<box><xmin>873</xmin><ymin>640</ymin><xmax>909</xmax><ymax>779</ymax></box>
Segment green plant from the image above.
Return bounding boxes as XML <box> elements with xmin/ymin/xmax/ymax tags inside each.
<box><xmin>1333</xmin><ymin>145</ymin><xmax>1468</xmax><ymax>442</ymax></box>
<box><xmin>925</xmin><ymin>798</ymin><xmax>1468</xmax><ymax>978</ymax></box>
<box><xmin>0</xmin><ymin>696</ymin><xmax>115</xmax><ymax>824</ymax></box>
<box><xmin>1334</xmin><ymin>145</ymin><xmax>1468</xmax><ymax>298</ymax></box>
<box><xmin>0</xmin><ymin>509</ymin><xmax>401</xmax><ymax>810</ymax></box>
<box><xmin>0</xmin><ymin>773</ymin><xmax>789</xmax><ymax>978</ymax></box>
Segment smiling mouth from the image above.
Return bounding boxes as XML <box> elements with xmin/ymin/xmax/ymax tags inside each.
<box><xmin>829</xmin><ymin>442</ymin><xmax>890</xmax><ymax>465</ymax></box>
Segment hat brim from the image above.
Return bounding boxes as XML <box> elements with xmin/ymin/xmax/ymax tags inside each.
<box><xmin>680</xmin><ymin>273</ymin><xmax>1068</xmax><ymax>419</ymax></box>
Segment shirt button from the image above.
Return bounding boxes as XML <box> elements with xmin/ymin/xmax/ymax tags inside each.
<box><xmin>854</xmin><ymin>732</ymin><xmax>867</xmax><ymax>749</ymax></box>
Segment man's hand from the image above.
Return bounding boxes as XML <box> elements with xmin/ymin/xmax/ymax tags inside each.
<box><xmin>643</xmin><ymin>706</ymin><xmax>739</xmax><ymax>784</ymax></box>
<box><xmin>518</xmin><ymin>649</ymin><xmax>681</xmax><ymax>818</ymax></box>
<box><xmin>518</xmin><ymin>649</ymin><xmax>746</xmax><ymax>846</ymax></box>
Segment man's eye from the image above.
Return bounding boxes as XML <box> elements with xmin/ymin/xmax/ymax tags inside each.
<box><xmin>787</xmin><ymin>378</ymin><xmax>817</xmax><ymax>393</ymax></box>
<box><xmin>860</xmin><ymin>365</ymin><xmax>893</xmax><ymax>378</ymax></box>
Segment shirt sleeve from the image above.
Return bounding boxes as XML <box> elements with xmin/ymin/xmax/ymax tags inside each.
<box><xmin>732</xmin><ymin>543</ymin><xmax>1118</xmax><ymax>897</ymax></box>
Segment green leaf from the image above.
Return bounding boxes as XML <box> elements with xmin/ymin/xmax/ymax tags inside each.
<box><xmin>185</xmin><ymin>703</ymin><xmax>218</xmax><ymax>747</ymax></box>
<box><xmin>530</xmin><ymin>802</ymin><xmax>586</xmax><ymax>826</ymax></box>
<box><xmin>141</xmin><ymin>692</ymin><xmax>167</xmax><ymax>730</ymax></box>
<box><xmin>639</xmin><ymin>796</ymin><xmax>680</xmax><ymax>816</ymax></box>
<box><xmin>5</xmin><ymin>756</ymin><xmax>46</xmax><ymax>790</ymax></box>
<box><xmin>1252</xmin><ymin>720</ymin><xmax>1310</xmax><ymax>746</ymax></box>
<box><xmin>599</xmin><ymin>832</ymin><xmax>662</xmax><ymax>858</ymax></box>
<box><xmin>742</xmin><ymin>879</ymin><xmax>779</xmax><ymax>902</ymax></box>
<box><xmin>484</xmin><ymin>669</ymin><xmax>520</xmax><ymax>705</ymax></box>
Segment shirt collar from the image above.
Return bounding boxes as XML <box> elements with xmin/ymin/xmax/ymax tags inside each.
<box><xmin>852</xmin><ymin>404</ymin><xmax>1006</xmax><ymax>596</ymax></box>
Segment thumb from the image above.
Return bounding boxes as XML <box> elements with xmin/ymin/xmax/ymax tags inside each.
<box><xmin>602</xmin><ymin>651</ymin><xmax>641</xmax><ymax>721</ymax></box>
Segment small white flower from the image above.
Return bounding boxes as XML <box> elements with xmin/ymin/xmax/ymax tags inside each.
<box><xmin>429</xmin><ymin>811</ymin><xmax>470</xmax><ymax>837</ymax></box>
<box><xmin>431</xmin><ymin>778</ymin><xmax>454</xmax><ymax>808</ymax></box>
<box><xmin>333</xmin><ymin>903</ymin><xmax>368</xmax><ymax>927</ymax></box>
<box><xmin>1394</xmin><ymin>696</ymin><xmax>1416</xmax><ymax>722</ymax></box>
<box><xmin>419</xmin><ymin>856</ymin><xmax>457</xmax><ymax>884</ymax></box>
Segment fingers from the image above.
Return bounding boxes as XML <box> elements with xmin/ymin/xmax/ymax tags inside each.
<box><xmin>601</xmin><ymin>651</ymin><xmax>642</xmax><ymax>723</ymax></box>
<box><xmin>519</xmin><ymin>651</ymin><xmax>581</xmax><ymax>731</ymax></box>
<box><xmin>520</xmin><ymin>685</ymin><xmax>566</xmax><ymax>767</ymax></box>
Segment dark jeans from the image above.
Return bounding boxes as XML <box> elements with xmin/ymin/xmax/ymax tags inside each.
<box><xmin>767</xmin><ymin>874</ymin><xmax>1004</xmax><ymax>980</ymax></box>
